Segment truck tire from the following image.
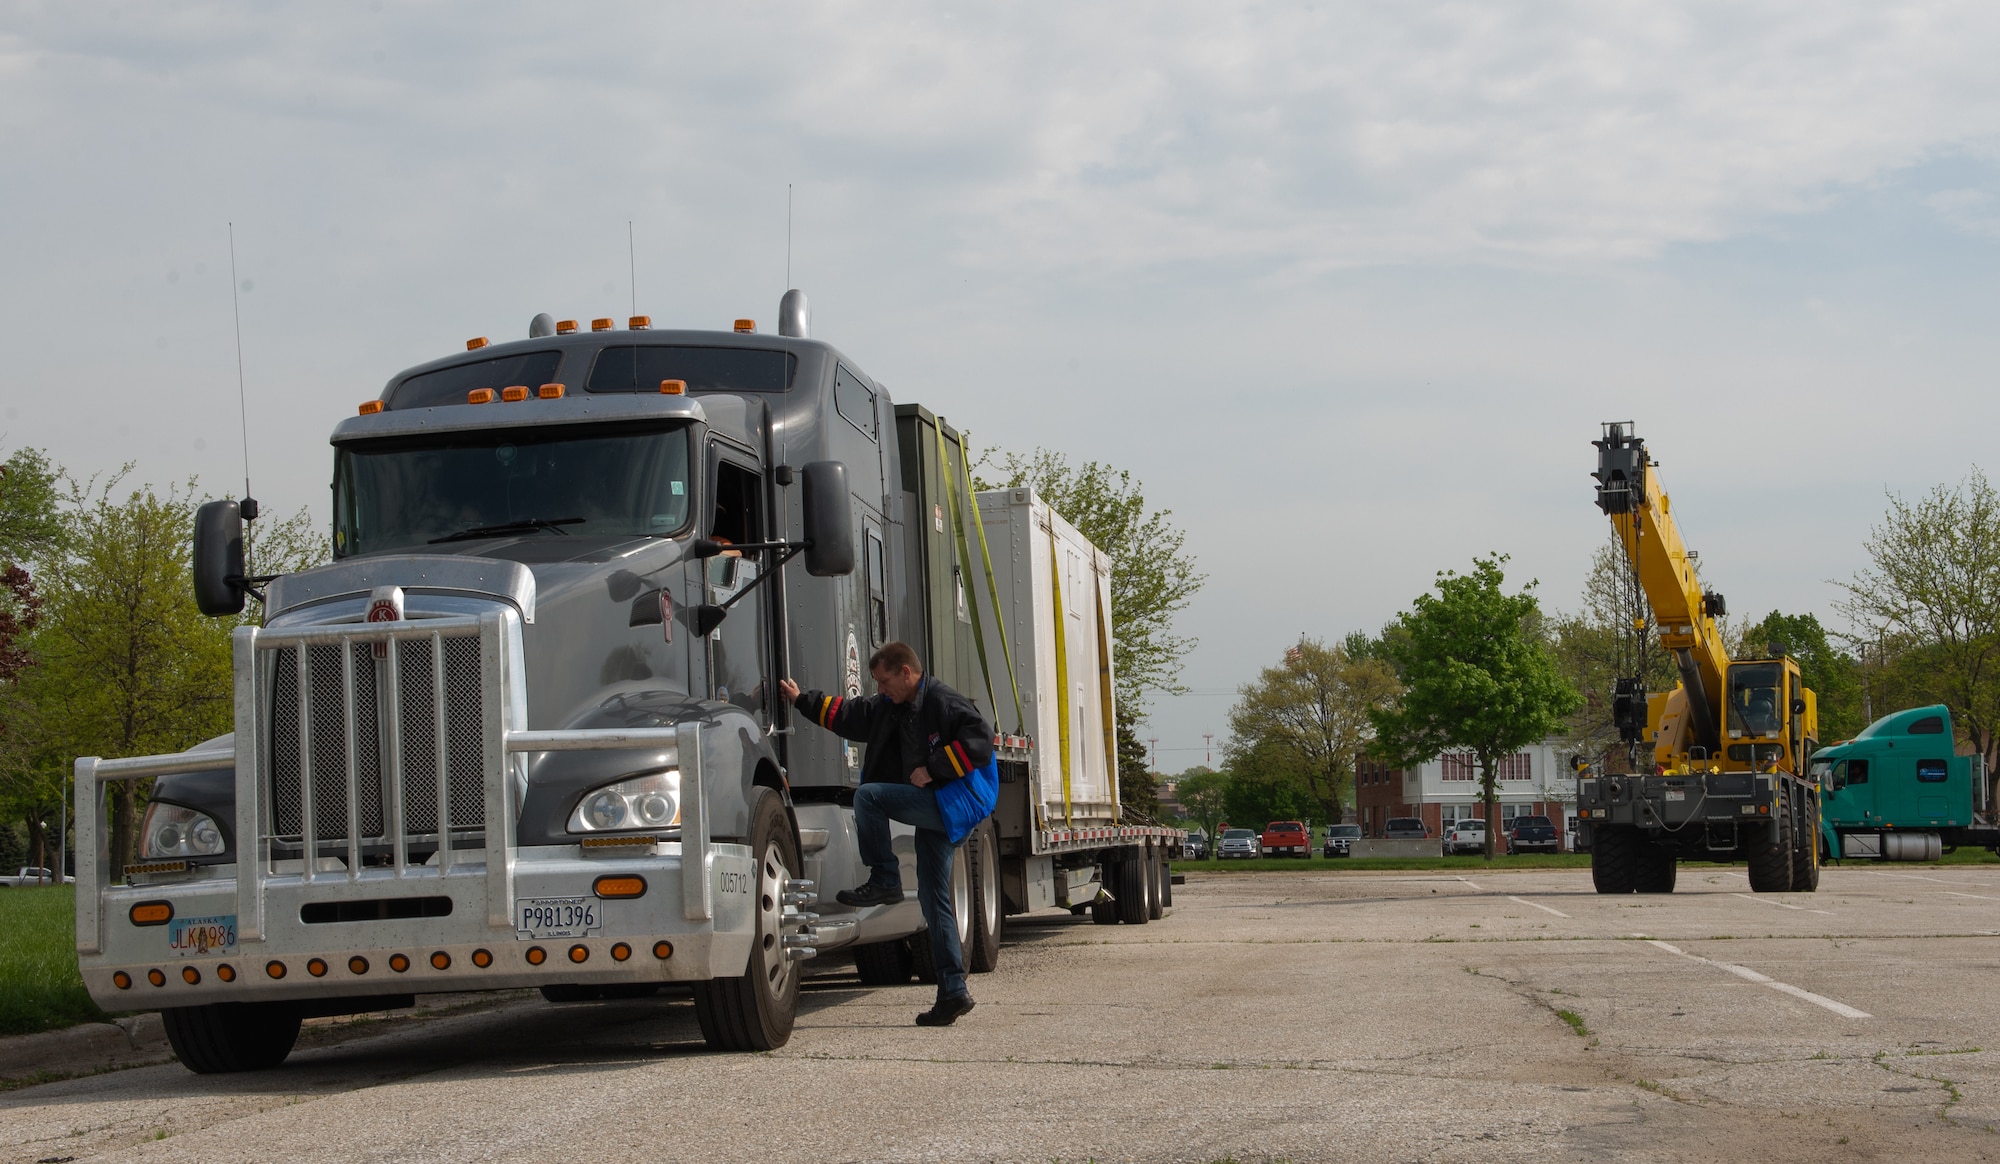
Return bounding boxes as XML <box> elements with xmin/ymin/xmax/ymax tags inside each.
<box><xmin>1160</xmin><ymin>854</ymin><xmax>1174</xmax><ymax>908</ymax></box>
<box><xmin>1146</xmin><ymin>845</ymin><xmax>1165</xmax><ymax>920</ymax></box>
<box><xmin>1791</xmin><ymin>795</ymin><xmax>1821</xmax><ymax>892</ymax></box>
<box><xmin>161</xmin><ymin>1002</ymin><xmax>302</xmax><ymax>1074</ymax></box>
<box><xmin>1590</xmin><ymin>826</ymin><xmax>1637</xmax><ymax>894</ymax></box>
<box><xmin>1116</xmin><ymin>851</ymin><xmax>1150</xmax><ymax>925</ymax></box>
<box><xmin>853</xmin><ymin>939</ymin><xmax>914</xmax><ymax>985</ymax></box>
<box><xmin>965</xmin><ymin>820</ymin><xmax>1004</xmax><ymax>974</ymax></box>
<box><xmin>692</xmin><ymin>788</ymin><xmax>800</xmax><ymax>1051</ymax></box>
<box><xmin>1746</xmin><ymin>787</ymin><xmax>1795</xmax><ymax>893</ymax></box>
<box><xmin>1634</xmin><ymin>842</ymin><xmax>1677</xmax><ymax>893</ymax></box>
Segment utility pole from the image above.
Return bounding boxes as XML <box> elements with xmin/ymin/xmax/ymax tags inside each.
<box><xmin>1204</xmin><ymin>733</ymin><xmax>1213</xmax><ymax>766</ymax></box>
<box><xmin>1148</xmin><ymin>737</ymin><xmax>1158</xmax><ymax>769</ymax></box>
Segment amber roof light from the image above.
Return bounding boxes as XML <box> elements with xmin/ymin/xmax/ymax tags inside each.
<box><xmin>556</xmin><ymin>319</ymin><xmax>579</xmax><ymax>334</ymax></box>
<box><xmin>733</xmin><ymin>319</ymin><xmax>756</xmax><ymax>333</ymax></box>
<box><xmin>358</xmin><ymin>400</ymin><xmax>385</xmax><ymax>416</ymax></box>
<box><xmin>629</xmin><ymin>315</ymin><xmax>651</xmax><ymax>330</ymax></box>
<box><xmin>591</xmin><ymin>317</ymin><xmax>614</xmax><ymax>332</ymax></box>
<box><xmin>466</xmin><ymin>337</ymin><xmax>490</xmax><ymax>350</ymax></box>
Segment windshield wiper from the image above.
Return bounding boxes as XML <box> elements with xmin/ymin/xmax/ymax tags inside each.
<box><xmin>429</xmin><ymin>516</ymin><xmax>586</xmax><ymax>544</ymax></box>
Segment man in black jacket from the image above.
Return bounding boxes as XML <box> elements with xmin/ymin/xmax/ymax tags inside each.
<box><xmin>779</xmin><ymin>641</ymin><xmax>992</xmax><ymax>1026</ymax></box>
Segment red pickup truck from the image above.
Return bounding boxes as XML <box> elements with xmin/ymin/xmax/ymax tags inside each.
<box><xmin>1261</xmin><ymin>820</ymin><xmax>1310</xmax><ymax>858</ymax></box>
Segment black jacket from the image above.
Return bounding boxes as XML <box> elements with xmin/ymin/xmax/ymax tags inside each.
<box><xmin>793</xmin><ymin>676</ymin><xmax>994</xmax><ymax>788</ymax></box>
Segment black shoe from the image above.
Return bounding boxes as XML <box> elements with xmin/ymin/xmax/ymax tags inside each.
<box><xmin>835</xmin><ymin>880</ymin><xmax>905</xmax><ymax>907</ymax></box>
<box><xmin>915</xmin><ymin>994</ymin><xmax>975</xmax><ymax>1027</ymax></box>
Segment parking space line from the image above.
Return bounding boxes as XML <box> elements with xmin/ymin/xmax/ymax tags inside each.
<box><xmin>1945</xmin><ymin>891</ymin><xmax>2000</xmax><ymax>901</ymax></box>
<box><xmin>1731</xmin><ymin>892</ymin><xmax>1834</xmax><ymax>915</ymax></box>
<box><xmin>1457</xmin><ymin>877</ymin><xmax>1482</xmax><ymax>891</ymax></box>
<box><xmin>1637</xmin><ymin>937</ymin><xmax>1871</xmax><ymax>1019</ymax></box>
<box><xmin>1507</xmin><ymin>896</ymin><xmax>1568</xmax><ymax>917</ymax></box>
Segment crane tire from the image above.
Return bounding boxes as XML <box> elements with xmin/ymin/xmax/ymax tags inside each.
<box><xmin>1590</xmin><ymin>826</ymin><xmax>1638</xmax><ymax>893</ymax></box>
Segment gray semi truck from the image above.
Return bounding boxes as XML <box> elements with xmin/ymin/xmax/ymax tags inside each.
<box><xmin>74</xmin><ymin>294</ymin><xmax>1181</xmax><ymax>1072</ymax></box>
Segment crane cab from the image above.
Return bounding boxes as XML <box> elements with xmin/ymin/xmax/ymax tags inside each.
<box><xmin>1650</xmin><ymin>656</ymin><xmax>1815</xmax><ymax>775</ymax></box>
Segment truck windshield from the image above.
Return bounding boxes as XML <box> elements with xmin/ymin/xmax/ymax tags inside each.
<box><xmin>1727</xmin><ymin>664</ymin><xmax>1784</xmax><ymax>737</ymax></box>
<box><xmin>333</xmin><ymin>422</ymin><xmax>693</xmax><ymax>557</ymax></box>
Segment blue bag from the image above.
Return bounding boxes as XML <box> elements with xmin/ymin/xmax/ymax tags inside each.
<box><xmin>935</xmin><ymin>755</ymin><xmax>1000</xmax><ymax>845</ymax></box>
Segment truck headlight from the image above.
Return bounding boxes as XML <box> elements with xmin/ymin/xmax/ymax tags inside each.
<box><xmin>141</xmin><ymin>802</ymin><xmax>227</xmax><ymax>859</ymax></box>
<box><xmin>568</xmin><ymin>771</ymin><xmax>680</xmax><ymax>833</ymax></box>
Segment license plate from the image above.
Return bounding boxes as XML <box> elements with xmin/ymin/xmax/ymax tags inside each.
<box><xmin>515</xmin><ymin>896</ymin><xmax>600</xmax><ymax>939</ymax></box>
<box><xmin>1665</xmin><ymin>790</ymin><xmax>1685</xmax><ymax>802</ymax></box>
<box><xmin>169</xmin><ymin>914</ymin><xmax>237</xmax><ymax>958</ymax></box>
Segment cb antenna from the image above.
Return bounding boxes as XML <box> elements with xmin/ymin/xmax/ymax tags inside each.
<box><xmin>628</xmin><ymin>220</ymin><xmax>636</xmax><ymax>318</ymax></box>
<box><xmin>227</xmin><ymin>224</ymin><xmax>259</xmax><ymax>534</ymax></box>
<box><xmin>786</xmin><ymin>183</ymin><xmax>793</xmax><ymax>288</ymax></box>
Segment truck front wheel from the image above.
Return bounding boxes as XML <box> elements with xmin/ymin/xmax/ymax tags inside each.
<box><xmin>1747</xmin><ymin>788</ymin><xmax>1796</xmax><ymax>893</ymax></box>
<box><xmin>692</xmin><ymin>788</ymin><xmax>799</xmax><ymax>1051</ymax></box>
<box><xmin>1634</xmin><ymin>842</ymin><xmax>1677</xmax><ymax>893</ymax></box>
<box><xmin>162</xmin><ymin>1002</ymin><xmax>302</xmax><ymax>1074</ymax></box>
<box><xmin>1590</xmin><ymin>826</ymin><xmax>1637</xmax><ymax>894</ymax></box>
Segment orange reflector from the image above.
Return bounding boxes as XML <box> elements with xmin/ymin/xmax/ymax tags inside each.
<box><xmin>537</xmin><ymin>383</ymin><xmax>565</xmax><ymax>399</ymax></box>
<box><xmin>591</xmin><ymin>318</ymin><xmax>614</xmax><ymax>332</ymax></box>
<box><xmin>526</xmin><ymin>946</ymin><xmax>547</xmax><ymax>966</ymax></box>
<box><xmin>389</xmin><ymin>953</ymin><xmax>410</xmax><ymax>973</ymax></box>
<box><xmin>556</xmin><ymin>319</ymin><xmax>578</xmax><ymax>334</ymax></box>
<box><xmin>733</xmin><ymin>319</ymin><xmax>755</xmax><ymax>333</ymax></box>
<box><xmin>358</xmin><ymin>400</ymin><xmax>385</xmax><ymax>416</ymax></box>
<box><xmin>611</xmin><ymin>942</ymin><xmax>632</xmax><ymax>962</ymax></box>
<box><xmin>652</xmin><ymin>941</ymin><xmax>673</xmax><ymax>960</ymax></box>
<box><xmin>659</xmin><ymin>379</ymin><xmax>685</xmax><ymax>395</ymax></box>
<box><xmin>629</xmin><ymin>315</ymin><xmax>651</xmax><ymax>330</ymax></box>
<box><xmin>472</xmin><ymin>948</ymin><xmax>493</xmax><ymax>968</ymax></box>
<box><xmin>431</xmin><ymin>951</ymin><xmax>452</xmax><ymax>971</ymax></box>
<box><xmin>568</xmin><ymin>944</ymin><xmax>589</xmax><ymax>964</ymax></box>
<box><xmin>266</xmin><ymin>961</ymin><xmax>287</xmax><ymax>980</ymax></box>
<box><xmin>307</xmin><ymin>958</ymin><xmax>328</xmax><ymax>978</ymax></box>
<box><xmin>468</xmin><ymin>388</ymin><xmax>496</xmax><ymax>405</ymax></box>
<box><xmin>183</xmin><ymin>966</ymin><xmax>201</xmax><ymax>985</ymax></box>
<box><xmin>594</xmin><ymin>875</ymin><xmax>647</xmax><ymax>899</ymax></box>
<box><xmin>500</xmin><ymin>385</ymin><xmax>529</xmax><ymax>402</ymax></box>
<box><xmin>217</xmin><ymin>964</ymin><xmax>236</xmax><ymax>983</ymax></box>
<box><xmin>130</xmin><ymin>901</ymin><xmax>174</xmax><ymax>926</ymax></box>
<box><xmin>467</xmin><ymin>337</ymin><xmax>490</xmax><ymax>350</ymax></box>
<box><xmin>1759</xmin><ymin>805</ymin><xmax>1769</xmax><ymax>814</ymax></box>
<box><xmin>112</xmin><ymin>971</ymin><xmax>132</xmax><ymax>990</ymax></box>
<box><xmin>147</xmin><ymin>968</ymin><xmax>166</xmax><ymax>987</ymax></box>
<box><xmin>349</xmin><ymin>956</ymin><xmax>369</xmax><ymax>975</ymax></box>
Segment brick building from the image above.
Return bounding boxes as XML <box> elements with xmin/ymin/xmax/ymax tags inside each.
<box><xmin>1354</xmin><ymin>740</ymin><xmax>1578</xmax><ymax>848</ymax></box>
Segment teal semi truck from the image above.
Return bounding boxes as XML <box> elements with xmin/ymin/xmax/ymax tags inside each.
<box><xmin>1810</xmin><ymin>705</ymin><xmax>1998</xmax><ymax>862</ymax></box>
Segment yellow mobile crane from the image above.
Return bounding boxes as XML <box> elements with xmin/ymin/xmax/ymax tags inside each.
<box><xmin>1575</xmin><ymin>423</ymin><xmax>1820</xmax><ymax>894</ymax></box>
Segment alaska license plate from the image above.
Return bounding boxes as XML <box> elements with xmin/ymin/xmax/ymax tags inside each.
<box><xmin>169</xmin><ymin>914</ymin><xmax>237</xmax><ymax>958</ymax></box>
<box><xmin>515</xmin><ymin>896</ymin><xmax>600</xmax><ymax>939</ymax></box>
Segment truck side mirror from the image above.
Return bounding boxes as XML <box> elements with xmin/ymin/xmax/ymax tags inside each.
<box><xmin>799</xmin><ymin>461</ymin><xmax>855</xmax><ymax>577</ymax></box>
<box><xmin>193</xmin><ymin>500</ymin><xmax>247</xmax><ymax>616</ymax></box>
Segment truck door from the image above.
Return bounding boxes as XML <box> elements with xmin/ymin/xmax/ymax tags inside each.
<box><xmin>706</xmin><ymin>452</ymin><xmax>769</xmax><ymax>723</ymax></box>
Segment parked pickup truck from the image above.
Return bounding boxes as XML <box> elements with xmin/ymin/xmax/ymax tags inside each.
<box><xmin>1261</xmin><ymin>821</ymin><xmax>1309</xmax><ymax>857</ymax></box>
<box><xmin>1506</xmin><ymin>815</ymin><xmax>1560</xmax><ymax>855</ymax></box>
<box><xmin>1322</xmin><ymin>824</ymin><xmax>1361</xmax><ymax>858</ymax></box>
<box><xmin>1444</xmin><ymin>819</ymin><xmax>1487</xmax><ymax>855</ymax></box>
<box><xmin>0</xmin><ymin>867</ymin><xmax>74</xmax><ymax>887</ymax></box>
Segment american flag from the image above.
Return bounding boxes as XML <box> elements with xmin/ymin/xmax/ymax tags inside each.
<box><xmin>1284</xmin><ymin>645</ymin><xmax>1303</xmax><ymax>665</ymax></box>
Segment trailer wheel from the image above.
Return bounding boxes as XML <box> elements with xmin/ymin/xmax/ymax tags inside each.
<box><xmin>1590</xmin><ymin>826</ymin><xmax>1637</xmax><ymax>894</ymax></box>
<box><xmin>1146</xmin><ymin>845</ymin><xmax>1165</xmax><ymax>920</ymax></box>
<box><xmin>965</xmin><ymin>820</ymin><xmax>1004</xmax><ymax>973</ymax></box>
<box><xmin>1791</xmin><ymin>794</ymin><xmax>1821</xmax><ymax>892</ymax></box>
<box><xmin>1116</xmin><ymin>852</ymin><xmax>1150</xmax><ymax>925</ymax></box>
<box><xmin>161</xmin><ymin>1002</ymin><xmax>302</xmax><ymax>1074</ymax></box>
<box><xmin>1634</xmin><ymin>842</ymin><xmax>1677</xmax><ymax>893</ymax></box>
<box><xmin>692</xmin><ymin>788</ymin><xmax>800</xmax><ymax>1051</ymax></box>
<box><xmin>853</xmin><ymin>940</ymin><xmax>914</xmax><ymax>985</ymax></box>
<box><xmin>1747</xmin><ymin>785</ymin><xmax>1795</xmax><ymax>893</ymax></box>
<box><xmin>1159</xmin><ymin>851</ymin><xmax>1174</xmax><ymax>909</ymax></box>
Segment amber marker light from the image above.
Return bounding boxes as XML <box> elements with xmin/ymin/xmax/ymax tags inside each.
<box><xmin>466</xmin><ymin>337</ymin><xmax>490</xmax><ymax>350</ymax></box>
<box><xmin>525</xmin><ymin>946</ymin><xmax>547</xmax><ymax>966</ymax></box>
<box><xmin>629</xmin><ymin>315</ymin><xmax>651</xmax><ymax>330</ymax></box>
<box><xmin>500</xmin><ymin>385</ymin><xmax>529</xmax><ymax>402</ymax></box>
<box><xmin>652</xmin><ymin>941</ymin><xmax>674</xmax><ymax>960</ymax></box>
<box><xmin>266</xmin><ymin>960</ymin><xmax>287</xmax><ymax>979</ymax></box>
<box><xmin>349</xmin><ymin>956</ymin><xmax>370</xmax><ymax>975</ymax></box>
<box><xmin>556</xmin><ymin>319</ymin><xmax>579</xmax><ymax>334</ymax></box>
<box><xmin>591</xmin><ymin>317</ymin><xmax>614</xmax><ymax>332</ymax></box>
<box><xmin>147</xmin><ymin>969</ymin><xmax>166</xmax><ymax>987</ymax></box>
<box><xmin>611</xmin><ymin>942</ymin><xmax>632</xmax><ymax>962</ymax></box>
<box><xmin>183</xmin><ymin>966</ymin><xmax>202</xmax><ymax>985</ymax></box>
<box><xmin>537</xmin><ymin>383</ymin><xmax>565</xmax><ymax>399</ymax></box>
<box><xmin>468</xmin><ymin>388</ymin><xmax>497</xmax><ymax>405</ymax></box>
<box><xmin>431</xmin><ymin>951</ymin><xmax>452</xmax><ymax>970</ymax></box>
<box><xmin>659</xmin><ymin>379</ymin><xmax>685</xmax><ymax>395</ymax></box>
<box><xmin>307</xmin><ymin>958</ymin><xmax>329</xmax><ymax>978</ymax></box>
<box><xmin>733</xmin><ymin>318</ymin><xmax>755</xmax><ymax>333</ymax></box>
<box><xmin>594</xmin><ymin>875</ymin><xmax>647</xmax><ymax>899</ymax></box>
<box><xmin>216</xmin><ymin>964</ymin><xmax>236</xmax><ymax>983</ymax></box>
<box><xmin>472</xmin><ymin>948</ymin><xmax>493</xmax><ymax>968</ymax></box>
<box><xmin>568</xmin><ymin>945</ymin><xmax>589</xmax><ymax>964</ymax></box>
<box><xmin>130</xmin><ymin>901</ymin><xmax>173</xmax><ymax>926</ymax></box>
<box><xmin>389</xmin><ymin>953</ymin><xmax>410</xmax><ymax>973</ymax></box>
<box><xmin>358</xmin><ymin>400</ymin><xmax>385</xmax><ymax>416</ymax></box>
<box><xmin>112</xmin><ymin>971</ymin><xmax>132</xmax><ymax>990</ymax></box>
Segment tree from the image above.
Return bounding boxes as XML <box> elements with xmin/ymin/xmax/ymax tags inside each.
<box><xmin>1226</xmin><ymin>638</ymin><xmax>1399</xmax><ymax>825</ymax></box>
<box><xmin>1837</xmin><ymin>470</ymin><xmax>2000</xmax><ymax>786</ymax></box>
<box><xmin>1174</xmin><ymin>767</ymin><xmax>1229</xmax><ymax>855</ymax></box>
<box><xmin>1220</xmin><ymin>735</ymin><xmax>1318</xmax><ymax>831</ymax></box>
<box><xmin>1115</xmin><ymin>717</ymin><xmax>1160</xmax><ymax>820</ymax></box>
<box><xmin>1738</xmin><ymin>610</ymin><xmax>1863</xmax><ymax>742</ymax></box>
<box><xmin>1370</xmin><ymin>555</ymin><xmax>1582</xmax><ymax>859</ymax></box>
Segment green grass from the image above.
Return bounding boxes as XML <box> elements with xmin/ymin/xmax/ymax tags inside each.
<box><xmin>0</xmin><ymin>886</ymin><xmax>108</xmax><ymax>1036</ymax></box>
<box><xmin>1556</xmin><ymin>1009</ymin><xmax>1589</xmax><ymax>1038</ymax></box>
<box><xmin>1179</xmin><ymin>853</ymin><xmax>1593</xmax><ymax>872</ymax></box>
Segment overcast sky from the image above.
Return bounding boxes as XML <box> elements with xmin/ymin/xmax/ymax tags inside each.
<box><xmin>4</xmin><ymin>2</ymin><xmax>1998</xmax><ymax>768</ymax></box>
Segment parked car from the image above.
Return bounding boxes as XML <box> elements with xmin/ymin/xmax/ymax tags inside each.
<box><xmin>1506</xmin><ymin>815</ymin><xmax>1560</xmax><ymax>855</ymax></box>
<box><xmin>1218</xmin><ymin>828</ymin><xmax>1262</xmax><ymax>859</ymax></box>
<box><xmin>1444</xmin><ymin>818</ymin><xmax>1488</xmax><ymax>855</ymax></box>
<box><xmin>1261</xmin><ymin>820</ymin><xmax>1309</xmax><ymax>857</ymax></box>
<box><xmin>0</xmin><ymin>866</ymin><xmax>74</xmax><ymax>887</ymax></box>
<box><xmin>1323</xmin><ymin>823</ymin><xmax>1362</xmax><ymax>858</ymax></box>
<box><xmin>1183</xmin><ymin>830</ymin><xmax>1210</xmax><ymax>859</ymax></box>
<box><xmin>1382</xmin><ymin>817</ymin><xmax>1429</xmax><ymax>840</ymax></box>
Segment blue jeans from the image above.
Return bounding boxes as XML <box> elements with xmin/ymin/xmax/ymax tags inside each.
<box><xmin>853</xmin><ymin>781</ymin><xmax>966</xmax><ymax>1002</ymax></box>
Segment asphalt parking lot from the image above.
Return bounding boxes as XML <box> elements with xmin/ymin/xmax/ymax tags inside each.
<box><xmin>8</xmin><ymin>865</ymin><xmax>2000</xmax><ymax>1163</ymax></box>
